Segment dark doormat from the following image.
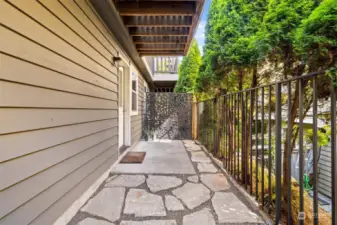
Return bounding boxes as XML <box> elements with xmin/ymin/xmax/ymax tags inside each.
<box><xmin>120</xmin><ymin>152</ymin><xmax>146</xmax><ymax>164</ymax></box>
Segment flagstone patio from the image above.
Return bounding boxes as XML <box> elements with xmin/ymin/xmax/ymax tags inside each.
<box><xmin>68</xmin><ymin>140</ymin><xmax>265</xmax><ymax>225</ymax></box>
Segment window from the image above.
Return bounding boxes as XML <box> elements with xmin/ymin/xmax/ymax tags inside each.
<box><xmin>131</xmin><ymin>72</ymin><xmax>138</xmax><ymax>114</ymax></box>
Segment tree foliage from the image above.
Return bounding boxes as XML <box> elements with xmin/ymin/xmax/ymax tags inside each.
<box><xmin>295</xmin><ymin>0</ymin><xmax>337</xmax><ymax>70</ymax></box>
<box><xmin>197</xmin><ymin>0</ymin><xmax>337</xmax><ymax>96</ymax></box>
<box><xmin>194</xmin><ymin>0</ymin><xmax>336</xmax><ymax>223</ymax></box>
<box><xmin>175</xmin><ymin>39</ymin><xmax>201</xmax><ymax>93</ymax></box>
<box><xmin>197</xmin><ymin>0</ymin><xmax>269</xmax><ymax>96</ymax></box>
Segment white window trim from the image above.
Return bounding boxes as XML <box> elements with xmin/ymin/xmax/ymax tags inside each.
<box><xmin>144</xmin><ymin>81</ymin><xmax>149</xmax><ymax>93</ymax></box>
<box><xmin>131</xmin><ymin>71</ymin><xmax>138</xmax><ymax>116</ymax></box>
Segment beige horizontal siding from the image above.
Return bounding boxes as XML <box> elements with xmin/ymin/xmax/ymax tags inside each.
<box><xmin>0</xmin><ymin>81</ymin><xmax>117</xmax><ymax>109</ymax></box>
<box><xmin>2</xmin><ymin>0</ymin><xmax>118</xmax><ymax>83</ymax></box>
<box><xmin>0</xmin><ymin>0</ymin><xmax>124</xmax><ymax>224</ymax></box>
<box><xmin>131</xmin><ymin>74</ymin><xmax>147</xmax><ymax>144</ymax></box>
<box><xmin>1</xmin><ymin>54</ymin><xmax>117</xmax><ymax>101</ymax></box>
<box><xmin>0</xmin><ymin>135</ymin><xmax>118</xmax><ymax>218</ymax></box>
<box><xmin>0</xmin><ymin>143</ymin><xmax>118</xmax><ymax>225</ymax></box>
<box><xmin>0</xmin><ymin>108</ymin><xmax>117</xmax><ymax>135</ymax></box>
<box><xmin>29</xmin><ymin>153</ymin><xmax>118</xmax><ymax>225</ymax></box>
<box><xmin>1</xmin><ymin>128</ymin><xmax>118</xmax><ymax>190</ymax></box>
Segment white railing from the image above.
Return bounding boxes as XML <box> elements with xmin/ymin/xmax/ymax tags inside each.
<box><xmin>144</xmin><ymin>56</ymin><xmax>179</xmax><ymax>74</ymax></box>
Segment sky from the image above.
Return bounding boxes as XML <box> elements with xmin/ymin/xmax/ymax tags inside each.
<box><xmin>194</xmin><ymin>0</ymin><xmax>211</xmax><ymax>55</ymax></box>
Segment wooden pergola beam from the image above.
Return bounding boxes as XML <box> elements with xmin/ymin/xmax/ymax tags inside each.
<box><xmin>129</xmin><ymin>28</ymin><xmax>189</xmax><ymax>36</ymax></box>
<box><xmin>124</xmin><ymin>16</ymin><xmax>193</xmax><ymax>27</ymax></box>
<box><xmin>134</xmin><ymin>41</ymin><xmax>187</xmax><ymax>44</ymax></box>
<box><xmin>136</xmin><ymin>43</ymin><xmax>185</xmax><ymax>48</ymax></box>
<box><xmin>139</xmin><ymin>52</ymin><xmax>184</xmax><ymax>56</ymax></box>
<box><xmin>137</xmin><ymin>48</ymin><xmax>185</xmax><ymax>51</ymax></box>
<box><xmin>183</xmin><ymin>0</ymin><xmax>205</xmax><ymax>55</ymax></box>
<box><xmin>118</xmin><ymin>2</ymin><xmax>196</xmax><ymax>16</ymax></box>
<box><xmin>126</xmin><ymin>24</ymin><xmax>191</xmax><ymax>28</ymax></box>
<box><xmin>130</xmin><ymin>33</ymin><xmax>189</xmax><ymax>37</ymax></box>
<box><xmin>133</xmin><ymin>36</ymin><xmax>188</xmax><ymax>44</ymax></box>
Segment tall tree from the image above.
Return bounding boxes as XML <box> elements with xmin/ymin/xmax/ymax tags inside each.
<box><xmin>175</xmin><ymin>39</ymin><xmax>201</xmax><ymax>93</ymax></box>
<box><xmin>262</xmin><ymin>1</ymin><xmax>319</xmax><ymax>221</ymax></box>
<box><xmin>197</xmin><ymin>0</ymin><xmax>269</xmax><ymax>183</ymax></box>
<box><xmin>196</xmin><ymin>0</ymin><xmax>336</xmax><ymax>223</ymax></box>
<box><xmin>295</xmin><ymin>0</ymin><xmax>337</xmax><ymax>70</ymax></box>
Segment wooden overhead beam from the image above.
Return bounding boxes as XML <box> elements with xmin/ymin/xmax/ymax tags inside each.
<box><xmin>184</xmin><ymin>0</ymin><xmax>205</xmax><ymax>55</ymax></box>
<box><xmin>129</xmin><ymin>28</ymin><xmax>189</xmax><ymax>36</ymax></box>
<box><xmin>139</xmin><ymin>52</ymin><xmax>184</xmax><ymax>56</ymax></box>
<box><xmin>133</xmin><ymin>36</ymin><xmax>188</xmax><ymax>44</ymax></box>
<box><xmin>134</xmin><ymin>41</ymin><xmax>187</xmax><ymax>44</ymax></box>
<box><xmin>126</xmin><ymin>23</ymin><xmax>191</xmax><ymax>28</ymax></box>
<box><xmin>139</xmin><ymin>50</ymin><xmax>184</xmax><ymax>52</ymax></box>
<box><xmin>118</xmin><ymin>1</ymin><xmax>196</xmax><ymax>16</ymax></box>
<box><xmin>124</xmin><ymin>16</ymin><xmax>193</xmax><ymax>27</ymax></box>
<box><xmin>136</xmin><ymin>43</ymin><xmax>185</xmax><ymax>48</ymax></box>
<box><xmin>131</xmin><ymin>33</ymin><xmax>188</xmax><ymax>37</ymax></box>
<box><xmin>137</xmin><ymin>48</ymin><xmax>185</xmax><ymax>51</ymax></box>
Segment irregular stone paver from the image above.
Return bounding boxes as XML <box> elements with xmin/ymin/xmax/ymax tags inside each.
<box><xmin>105</xmin><ymin>175</ymin><xmax>145</xmax><ymax>188</ymax></box>
<box><xmin>212</xmin><ymin>192</ymin><xmax>262</xmax><ymax>223</ymax></box>
<box><xmin>190</xmin><ymin>151</ymin><xmax>211</xmax><ymax>163</ymax></box>
<box><xmin>165</xmin><ymin>195</ymin><xmax>184</xmax><ymax>211</ymax></box>
<box><xmin>182</xmin><ymin>208</ymin><xmax>215</xmax><ymax>225</ymax></box>
<box><xmin>172</xmin><ymin>183</ymin><xmax>211</xmax><ymax>210</ymax></box>
<box><xmin>200</xmin><ymin>173</ymin><xmax>230</xmax><ymax>191</ymax></box>
<box><xmin>185</xmin><ymin>145</ymin><xmax>202</xmax><ymax>152</ymax></box>
<box><xmin>147</xmin><ymin>175</ymin><xmax>182</xmax><ymax>192</ymax></box>
<box><xmin>183</xmin><ymin>140</ymin><xmax>195</xmax><ymax>145</ymax></box>
<box><xmin>187</xmin><ymin>175</ymin><xmax>199</xmax><ymax>183</ymax></box>
<box><xmin>81</xmin><ymin>187</ymin><xmax>125</xmax><ymax>222</ymax></box>
<box><xmin>191</xmin><ymin>151</ymin><xmax>207</xmax><ymax>157</ymax></box>
<box><xmin>197</xmin><ymin>163</ymin><xmax>217</xmax><ymax>173</ymax></box>
<box><xmin>120</xmin><ymin>221</ymin><xmax>177</xmax><ymax>225</ymax></box>
<box><xmin>124</xmin><ymin>189</ymin><xmax>166</xmax><ymax>217</ymax></box>
<box><xmin>77</xmin><ymin>218</ymin><xmax>113</xmax><ymax>225</ymax></box>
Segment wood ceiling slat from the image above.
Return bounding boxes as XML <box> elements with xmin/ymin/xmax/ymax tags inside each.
<box><xmin>138</xmin><ymin>48</ymin><xmax>184</xmax><ymax>50</ymax></box>
<box><xmin>124</xmin><ymin>16</ymin><xmax>192</xmax><ymax>27</ymax></box>
<box><xmin>118</xmin><ymin>1</ymin><xmax>196</xmax><ymax>16</ymax></box>
<box><xmin>139</xmin><ymin>50</ymin><xmax>184</xmax><ymax>52</ymax></box>
<box><xmin>136</xmin><ymin>44</ymin><xmax>185</xmax><ymax>48</ymax></box>
<box><xmin>117</xmin><ymin>0</ymin><xmax>196</xmax><ymax>1</ymax></box>
<box><xmin>183</xmin><ymin>0</ymin><xmax>205</xmax><ymax>54</ymax></box>
<box><xmin>114</xmin><ymin>0</ymin><xmax>205</xmax><ymax>55</ymax></box>
<box><xmin>139</xmin><ymin>52</ymin><xmax>184</xmax><ymax>56</ymax></box>
<box><xmin>133</xmin><ymin>36</ymin><xmax>188</xmax><ymax>43</ymax></box>
<box><xmin>129</xmin><ymin>27</ymin><xmax>189</xmax><ymax>36</ymax></box>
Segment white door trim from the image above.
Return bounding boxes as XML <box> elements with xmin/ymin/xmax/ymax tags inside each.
<box><xmin>118</xmin><ymin>67</ymin><xmax>124</xmax><ymax>148</ymax></box>
<box><xmin>123</xmin><ymin>63</ymin><xmax>132</xmax><ymax>146</ymax></box>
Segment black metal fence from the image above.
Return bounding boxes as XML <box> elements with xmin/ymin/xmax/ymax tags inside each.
<box><xmin>196</xmin><ymin>70</ymin><xmax>336</xmax><ymax>225</ymax></box>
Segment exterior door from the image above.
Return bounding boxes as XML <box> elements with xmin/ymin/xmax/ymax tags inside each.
<box><xmin>118</xmin><ymin>67</ymin><xmax>124</xmax><ymax>148</ymax></box>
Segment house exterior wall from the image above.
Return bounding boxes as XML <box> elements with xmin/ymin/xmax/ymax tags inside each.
<box><xmin>318</xmin><ymin>144</ymin><xmax>332</xmax><ymax>198</ymax></box>
<box><xmin>131</xmin><ymin>73</ymin><xmax>147</xmax><ymax>145</ymax></box>
<box><xmin>0</xmin><ymin>0</ymin><xmax>146</xmax><ymax>224</ymax></box>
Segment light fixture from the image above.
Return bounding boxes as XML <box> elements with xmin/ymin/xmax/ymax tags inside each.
<box><xmin>112</xmin><ymin>56</ymin><xmax>122</xmax><ymax>66</ymax></box>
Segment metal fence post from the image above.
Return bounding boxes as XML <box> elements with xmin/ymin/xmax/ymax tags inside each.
<box><xmin>299</xmin><ymin>80</ymin><xmax>304</xmax><ymax>225</ymax></box>
<box><xmin>275</xmin><ymin>83</ymin><xmax>282</xmax><ymax>224</ymax></box>
<box><xmin>287</xmin><ymin>81</ymin><xmax>292</xmax><ymax>224</ymax></box>
<box><xmin>213</xmin><ymin>98</ymin><xmax>218</xmax><ymax>154</ymax></box>
<box><xmin>331</xmin><ymin>82</ymin><xmax>337</xmax><ymax>225</ymax></box>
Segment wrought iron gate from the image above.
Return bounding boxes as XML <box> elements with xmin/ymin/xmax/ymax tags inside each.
<box><xmin>143</xmin><ymin>93</ymin><xmax>192</xmax><ymax>140</ymax></box>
